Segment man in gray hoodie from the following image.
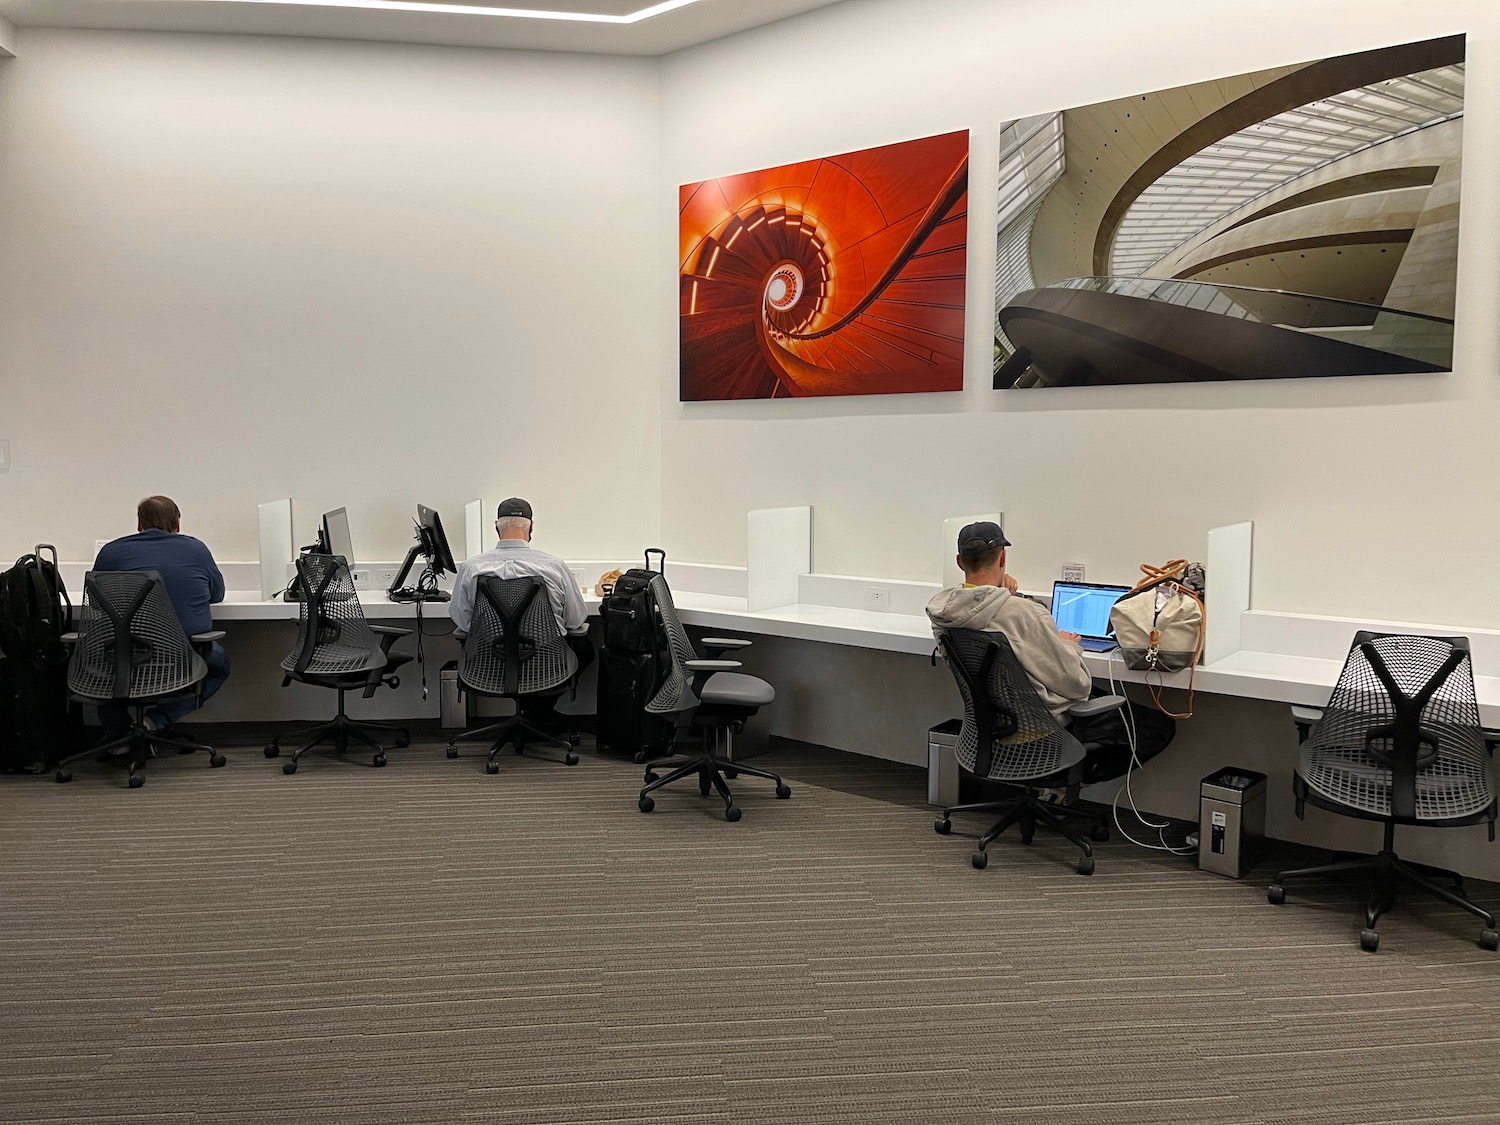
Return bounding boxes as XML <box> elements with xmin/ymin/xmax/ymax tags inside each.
<box><xmin>926</xmin><ymin>521</ymin><xmax>1091</xmax><ymax>721</ymax></box>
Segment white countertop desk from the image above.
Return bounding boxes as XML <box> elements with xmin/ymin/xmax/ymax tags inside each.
<box><xmin>206</xmin><ymin>588</ymin><xmax>1500</xmax><ymax>724</ymax></box>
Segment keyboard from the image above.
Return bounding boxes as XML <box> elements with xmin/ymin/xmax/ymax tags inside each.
<box><xmin>1079</xmin><ymin>637</ymin><xmax>1118</xmax><ymax>653</ymax></box>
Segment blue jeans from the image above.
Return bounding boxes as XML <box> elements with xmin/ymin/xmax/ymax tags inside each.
<box><xmin>100</xmin><ymin>641</ymin><xmax>231</xmax><ymax>732</ymax></box>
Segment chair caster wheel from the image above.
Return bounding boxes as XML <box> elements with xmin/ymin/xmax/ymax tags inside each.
<box><xmin>55</xmin><ymin>770</ymin><xmax>71</xmax><ymax>784</ymax></box>
<box><xmin>1090</xmin><ymin>824</ymin><xmax>1109</xmax><ymax>842</ymax></box>
<box><xmin>485</xmin><ymin>761</ymin><xmax>499</xmax><ymax>775</ymax></box>
<box><xmin>1020</xmin><ymin>831</ymin><xmax>1034</xmax><ymax>846</ymax></box>
<box><xmin>1077</xmin><ymin>855</ymin><xmax>1095</xmax><ymax>876</ymax></box>
<box><xmin>934</xmin><ymin>817</ymin><xmax>951</xmax><ymax>835</ymax></box>
<box><xmin>633</xmin><ymin>751</ymin><xmax>648</xmax><ymax>764</ymax></box>
<box><xmin>699</xmin><ymin>779</ymin><xmax>712</xmax><ymax>797</ymax></box>
<box><xmin>725</xmin><ymin>805</ymin><xmax>742</xmax><ymax>822</ymax></box>
<box><xmin>264</xmin><ymin>744</ymin><xmax>279</xmax><ymax>758</ymax></box>
<box><xmin>564</xmin><ymin>752</ymin><xmax>579</xmax><ymax>766</ymax></box>
<box><xmin>282</xmin><ymin>760</ymin><xmax>298</xmax><ymax>774</ymax></box>
<box><xmin>971</xmin><ymin>849</ymin><xmax>988</xmax><ymax>870</ymax></box>
<box><xmin>395</xmin><ymin>734</ymin><xmax>410</xmax><ymax>749</ymax></box>
<box><xmin>128</xmin><ymin>773</ymin><xmax>145</xmax><ymax>789</ymax></box>
<box><xmin>1268</xmin><ymin>884</ymin><xmax>1286</xmax><ymax>906</ymax></box>
<box><xmin>372</xmin><ymin>754</ymin><xmax>387</xmax><ymax>768</ymax></box>
<box><xmin>638</xmin><ymin>795</ymin><xmax>655</xmax><ymax>813</ymax></box>
<box><xmin>446</xmin><ymin>746</ymin><xmax>459</xmax><ymax>759</ymax></box>
<box><xmin>210</xmin><ymin>754</ymin><xmax>226</xmax><ymax>768</ymax></box>
<box><xmin>1480</xmin><ymin>929</ymin><xmax>1498</xmax><ymax>952</ymax></box>
<box><xmin>1360</xmin><ymin>928</ymin><xmax>1380</xmax><ymax>953</ymax></box>
<box><xmin>724</xmin><ymin>768</ymin><xmax>739</xmax><ymax>779</ymax></box>
<box><xmin>645</xmin><ymin>771</ymin><xmax>659</xmax><ymax>783</ymax></box>
<box><xmin>775</xmin><ymin>784</ymin><xmax>791</xmax><ymax>799</ymax></box>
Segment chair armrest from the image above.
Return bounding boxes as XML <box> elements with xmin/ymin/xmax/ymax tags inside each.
<box><xmin>191</xmin><ymin>631</ymin><xmax>226</xmax><ymax>644</ymax></box>
<box><xmin>701</xmin><ymin>636</ymin><xmax>751</xmax><ymax>659</ymax></box>
<box><xmin>1291</xmin><ymin>705</ymin><xmax>1323</xmax><ymax>742</ymax></box>
<box><xmin>62</xmin><ymin>632</ymin><xmax>78</xmax><ymax>644</ymax></box>
<box><xmin>1068</xmin><ymin>694</ymin><xmax>1126</xmax><ymax>719</ymax></box>
<box><xmin>370</xmin><ymin>624</ymin><xmax>410</xmax><ymax>655</ymax></box>
<box><xmin>685</xmin><ymin>659</ymin><xmax>741</xmax><ymax>672</ymax></box>
<box><xmin>1483</xmin><ymin>728</ymin><xmax>1500</xmax><ymax>754</ymax></box>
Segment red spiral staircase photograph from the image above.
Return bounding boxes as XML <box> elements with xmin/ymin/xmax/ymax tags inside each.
<box><xmin>679</xmin><ymin>131</ymin><xmax>970</xmax><ymax>400</ymax></box>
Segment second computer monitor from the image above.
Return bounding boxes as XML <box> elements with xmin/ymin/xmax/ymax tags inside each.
<box><xmin>417</xmin><ymin>504</ymin><xmax>457</xmax><ymax>576</ymax></box>
<box><xmin>322</xmin><ymin>507</ymin><xmax>356</xmax><ymax>570</ymax></box>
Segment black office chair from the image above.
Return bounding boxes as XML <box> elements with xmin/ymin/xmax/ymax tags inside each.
<box><xmin>55</xmin><ymin>570</ymin><xmax>226</xmax><ymax>788</ymax></box>
<box><xmin>636</xmin><ymin>572</ymin><xmax>788</xmax><ymax>821</ymax></box>
<box><xmin>265</xmin><ymin>553</ymin><xmax>412</xmax><ymax>774</ymax></box>
<box><xmin>933</xmin><ymin>629</ymin><xmax>1122</xmax><ymax>875</ymax></box>
<box><xmin>446</xmin><ymin>575</ymin><xmax>582</xmax><ymax>774</ymax></box>
<box><xmin>1268</xmin><ymin>632</ymin><xmax>1498</xmax><ymax>952</ymax></box>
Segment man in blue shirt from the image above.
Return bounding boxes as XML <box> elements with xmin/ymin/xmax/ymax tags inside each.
<box><xmin>93</xmin><ymin>495</ymin><xmax>230</xmax><ymax>731</ymax></box>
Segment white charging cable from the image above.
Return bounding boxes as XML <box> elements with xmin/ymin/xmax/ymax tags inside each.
<box><xmin>1102</xmin><ymin>650</ymin><xmax>1196</xmax><ymax>855</ymax></box>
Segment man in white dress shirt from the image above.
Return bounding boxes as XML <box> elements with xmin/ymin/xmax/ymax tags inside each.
<box><xmin>449</xmin><ymin>498</ymin><xmax>593</xmax><ymax>721</ymax></box>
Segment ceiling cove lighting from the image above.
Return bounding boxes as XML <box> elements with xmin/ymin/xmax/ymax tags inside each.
<box><xmin>191</xmin><ymin>0</ymin><xmax>704</xmax><ymax>21</ymax></box>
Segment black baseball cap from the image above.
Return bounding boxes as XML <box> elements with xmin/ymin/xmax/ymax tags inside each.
<box><xmin>497</xmin><ymin>498</ymin><xmax>533</xmax><ymax>520</ymax></box>
<box><xmin>957</xmin><ymin>521</ymin><xmax>1010</xmax><ymax>553</ymax></box>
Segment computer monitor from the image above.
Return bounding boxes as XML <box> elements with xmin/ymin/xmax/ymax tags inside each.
<box><xmin>416</xmin><ymin>504</ymin><xmax>457</xmax><ymax>577</ymax></box>
<box><xmin>322</xmin><ymin>507</ymin><xmax>356</xmax><ymax>570</ymax></box>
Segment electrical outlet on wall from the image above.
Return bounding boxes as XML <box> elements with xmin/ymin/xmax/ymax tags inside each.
<box><xmin>350</xmin><ymin>569</ymin><xmax>370</xmax><ymax>585</ymax></box>
<box><xmin>1061</xmin><ymin>563</ymin><xmax>1086</xmax><ymax>583</ymax></box>
<box><xmin>865</xmin><ymin>586</ymin><xmax>891</xmax><ymax>610</ymax></box>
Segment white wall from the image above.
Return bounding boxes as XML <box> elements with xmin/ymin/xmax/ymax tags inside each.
<box><xmin>658</xmin><ymin>0</ymin><xmax>1500</xmax><ymax>628</ymax></box>
<box><xmin>0</xmin><ymin>29</ymin><xmax>662</xmax><ymax>567</ymax></box>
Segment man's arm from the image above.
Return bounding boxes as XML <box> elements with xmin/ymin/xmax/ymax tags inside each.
<box><xmin>449</xmin><ymin>562</ymin><xmax>474</xmax><ymax>634</ymax></box>
<box><xmin>201</xmin><ymin>541</ymin><xmax>225</xmax><ymax>604</ymax></box>
<box><xmin>557</xmin><ymin>561</ymin><xmax>588</xmax><ymax>635</ymax></box>
<box><xmin>1008</xmin><ymin>601</ymin><xmax>1091</xmax><ymax>702</ymax></box>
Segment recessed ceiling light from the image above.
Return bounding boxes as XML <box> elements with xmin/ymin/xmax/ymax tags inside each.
<box><xmin>189</xmin><ymin>0</ymin><xmax>704</xmax><ymax>21</ymax></box>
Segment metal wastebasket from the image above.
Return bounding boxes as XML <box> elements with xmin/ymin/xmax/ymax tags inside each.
<box><xmin>928</xmin><ymin>719</ymin><xmax>962</xmax><ymax>807</ymax></box>
<box><xmin>439</xmin><ymin>661</ymin><xmax>465</xmax><ymax>729</ymax></box>
<box><xmin>1199</xmin><ymin>767</ymin><xmax>1267</xmax><ymax>878</ymax></box>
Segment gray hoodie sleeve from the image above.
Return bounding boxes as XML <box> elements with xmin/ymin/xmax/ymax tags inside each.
<box><xmin>994</xmin><ymin>597</ymin><xmax>1092</xmax><ymax>716</ymax></box>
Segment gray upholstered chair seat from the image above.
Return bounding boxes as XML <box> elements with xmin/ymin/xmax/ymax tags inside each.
<box><xmin>700</xmin><ymin>671</ymin><xmax>775</xmax><ymax>708</ymax></box>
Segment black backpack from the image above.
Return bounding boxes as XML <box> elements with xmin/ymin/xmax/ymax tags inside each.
<box><xmin>601</xmin><ymin>549</ymin><xmax>667</xmax><ymax>654</ymax></box>
<box><xmin>0</xmin><ymin>545</ymin><xmax>71</xmax><ymax>663</ymax></box>
<box><xmin>0</xmin><ymin>545</ymin><xmax>81</xmax><ymax>772</ymax></box>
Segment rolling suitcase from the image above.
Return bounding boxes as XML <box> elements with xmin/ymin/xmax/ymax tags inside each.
<box><xmin>596</xmin><ymin>549</ymin><xmax>675</xmax><ymax>761</ymax></box>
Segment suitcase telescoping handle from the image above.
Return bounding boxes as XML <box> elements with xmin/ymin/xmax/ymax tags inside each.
<box><xmin>644</xmin><ymin>548</ymin><xmax>665</xmax><ymax>574</ymax></box>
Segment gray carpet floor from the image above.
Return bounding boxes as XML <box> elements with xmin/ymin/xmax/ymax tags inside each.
<box><xmin>2</xmin><ymin>732</ymin><xmax>1498</xmax><ymax>1124</ymax></box>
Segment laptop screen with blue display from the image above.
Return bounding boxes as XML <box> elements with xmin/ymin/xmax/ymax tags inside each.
<box><xmin>1050</xmin><ymin>581</ymin><xmax>1131</xmax><ymax>640</ymax></box>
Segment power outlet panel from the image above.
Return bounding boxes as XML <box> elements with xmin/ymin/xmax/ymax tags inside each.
<box><xmin>865</xmin><ymin>585</ymin><xmax>891</xmax><ymax>610</ymax></box>
<box><xmin>0</xmin><ymin>440</ymin><xmax>9</xmax><ymax>471</ymax></box>
<box><xmin>1060</xmin><ymin>562</ymin><xmax>1086</xmax><ymax>583</ymax></box>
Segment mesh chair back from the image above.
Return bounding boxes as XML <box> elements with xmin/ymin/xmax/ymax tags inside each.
<box><xmin>1302</xmin><ymin>631</ymin><xmax>1492</xmax><ymax>822</ymax></box>
<box><xmin>69</xmin><ymin>570</ymin><xmax>205</xmax><ymax>703</ymax></box>
<box><xmin>280</xmin><ymin>554</ymin><xmax>385</xmax><ymax>677</ymax></box>
<box><xmin>458</xmin><ymin>575</ymin><xmax>577</xmax><ymax>697</ymax></box>
<box><xmin>941</xmin><ymin>628</ymin><xmax>1085</xmax><ymax>783</ymax></box>
<box><xmin>645</xmin><ymin>574</ymin><xmax>699</xmax><ymax>717</ymax></box>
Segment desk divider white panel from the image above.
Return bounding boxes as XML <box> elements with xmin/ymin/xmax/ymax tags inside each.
<box><xmin>0</xmin><ymin>16</ymin><xmax>16</xmax><ymax>57</ymax></box>
<box><xmin>256</xmin><ymin>499</ymin><xmax>294</xmax><ymax>601</ymax></box>
<box><xmin>1204</xmin><ymin>520</ymin><xmax>1253</xmax><ymax>664</ymax></box>
<box><xmin>464</xmin><ymin>499</ymin><xmax>485</xmax><ymax>561</ymax></box>
<box><xmin>941</xmin><ymin>512</ymin><xmax>1002</xmax><ymax>588</ymax></box>
<box><xmin>746</xmin><ymin>506</ymin><xmax>811</xmax><ymax>612</ymax></box>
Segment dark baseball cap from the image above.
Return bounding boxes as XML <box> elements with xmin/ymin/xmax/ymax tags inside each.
<box><xmin>497</xmin><ymin>498</ymin><xmax>533</xmax><ymax>520</ymax></box>
<box><xmin>957</xmin><ymin>521</ymin><xmax>1010</xmax><ymax>553</ymax></box>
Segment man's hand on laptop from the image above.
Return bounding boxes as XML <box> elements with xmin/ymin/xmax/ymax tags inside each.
<box><xmin>1059</xmin><ymin>631</ymin><xmax>1081</xmax><ymax>645</ymax></box>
